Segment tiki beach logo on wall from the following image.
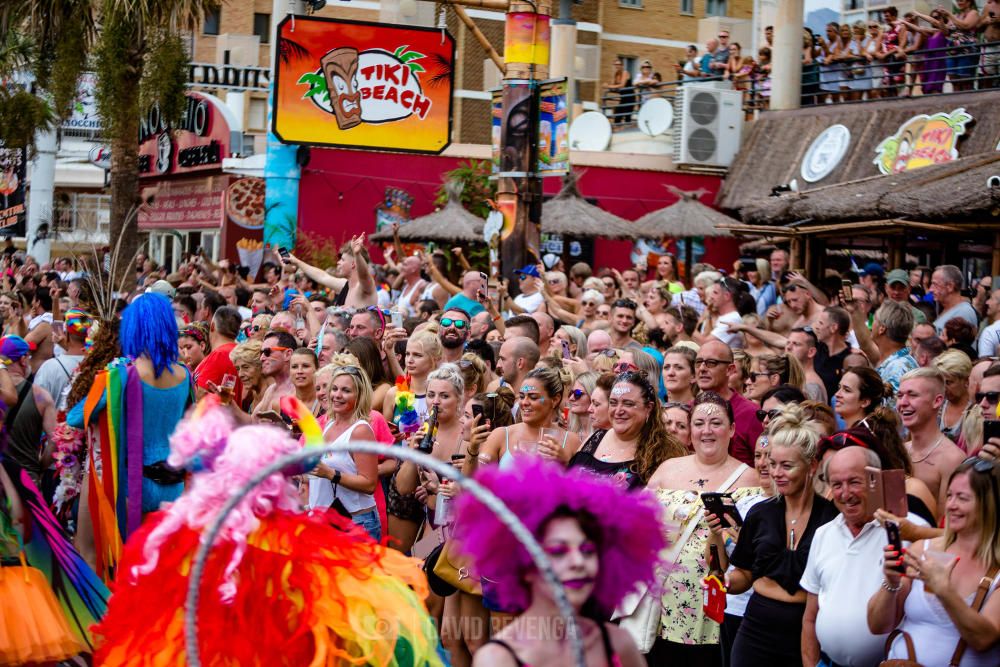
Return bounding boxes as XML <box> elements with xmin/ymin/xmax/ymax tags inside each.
<box><xmin>873</xmin><ymin>108</ymin><xmax>973</xmax><ymax>175</ymax></box>
<box><xmin>273</xmin><ymin>17</ymin><xmax>455</xmax><ymax>154</ymax></box>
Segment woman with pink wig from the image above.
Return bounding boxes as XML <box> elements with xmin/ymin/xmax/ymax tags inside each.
<box><xmin>454</xmin><ymin>458</ymin><xmax>665</xmax><ymax>667</ymax></box>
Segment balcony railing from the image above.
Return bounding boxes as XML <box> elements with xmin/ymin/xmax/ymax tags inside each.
<box><xmin>600</xmin><ymin>39</ymin><xmax>1000</xmax><ymax>127</ymax></box>
<box><xmin>53</xmin><ymin>193</ymin><xmax>110</xmax><ymax>237</ymax></box>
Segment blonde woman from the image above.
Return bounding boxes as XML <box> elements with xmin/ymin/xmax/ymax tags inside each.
<box><xmin>934</xmin><ymin>349</ymin><xmax>975</xmax><ymax>448</ymax></box>
<box><xmin>381</xmin><ymin>330</ymin><xmax>442</xmax><ymax>424</ymax></box>
<box><xmin>229</xmin><ymin>340</ymin><xmax>268</xmax><ymax>414</ymax></box>
<box><xmin>310</xmin><ymin>366</ymin><xmax>380</xmax><ymax>540</ymax></box>
<box><xmin>725</xmin><ymin>404</ymin><xmax>837</xmax><ymax>666</ymax></box>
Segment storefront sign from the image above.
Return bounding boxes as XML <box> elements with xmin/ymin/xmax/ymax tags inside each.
<box><xmin>139</xmin><ymin>176</ymin><xmax>231</xmax><ymax>230</ymax></box>
<box><xmin>874</xmin><ymin>108</ymin><xmax>973</xmax><ymax>175</ymax></box>
<box><xmin>801</xmin><ymin>124</ymin><xmax>850</xmax><ymax>183</ymax></box>
<box><xmin>63</xmin><ymin>72</ymin><xmax>101</xmax><ymax>132</ymax></box>
<box><xmin>0</xmin><ymin>144</ymin><xmax>26</xmax><ymax>234</ymax></box>
<box><xmin>138</xmin><ymin>92</ymin><xmax>240</xmax><ymax>178</ymax></box>
<box><xmin>273</xmin><ymin>17</ymin><xmax>455</xmax><ymax>154</ymax></box>
<box><xmin>188</xmin><ymin>63</ymin><xmax>270</xmax><ymax>91</ymax></box>
<box><xmin>374</xmin><ymin>187</ymin><xmax>414</xmax><ymax>232</ymax></box>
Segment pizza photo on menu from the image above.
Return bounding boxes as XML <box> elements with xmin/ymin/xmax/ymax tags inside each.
<box><xmin>226</xmin><ymin>177</ymin><xmax>265</xmax><ymax>229</ymax></box>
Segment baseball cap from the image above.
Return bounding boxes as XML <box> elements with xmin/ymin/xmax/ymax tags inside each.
<box><xmin>641</xmin><ymin>59</ymin><xmax>652</xmax><ymax>67</ymax></box>
<box><xmin>147</xmin><ymin>279</ymin><xmax>176</xmax><ymax>298</ymax></box>
<box><xmin>0</xmin><ymin>335</ymin><xmax>31</xmax><ymax>365</ymax></box>
<box><xmin>514</xmin><ymin>265</ymin><xmax>541</xmax><ymax>279</ymax></box>
<box><xmin>542</xmin><ymin>253</ymin><xmax>560</xmax><ymax>270</ymax></box>
<box><xmin>859</xmin><ymin>262</ymin><xmax>885</xmax><ymax>278</ymax></box>
<box><xmin>886</xmin><ymin>269</ymin><xmax>909</xmax><ymax>286</ymax></box>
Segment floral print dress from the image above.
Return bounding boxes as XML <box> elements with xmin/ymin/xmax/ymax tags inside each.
<box><xmin>656</xmin><ymin>486</ymin><xmax>762</xmax><ymax>645</ymax></box>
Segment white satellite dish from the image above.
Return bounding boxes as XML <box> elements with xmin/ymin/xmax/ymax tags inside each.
<box><xmin>637</xmin><ymin>98</ymin><xmax>673</xmax><ymax>137</ymax></box>
<box><xmin>568</xmin><ymin>112</ymin><xmax>612</xmax><ymax>152</ymax></box>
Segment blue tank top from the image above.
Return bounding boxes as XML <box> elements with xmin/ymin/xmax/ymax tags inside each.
<box><xmin>140</xmin><ymin>368</ymin><xmax>190</xmax><ymax>512</ymax></box>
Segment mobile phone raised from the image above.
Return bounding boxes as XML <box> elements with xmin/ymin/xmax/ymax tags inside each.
<box><xmin>884</xmin><ymin>520</ymin><xmax>905</xmax><ymax>573</ymax></box>
<box><xmin>701</xmin><ymin>492</ymin><xmax>743</xmax><ymax>528</ymax></box>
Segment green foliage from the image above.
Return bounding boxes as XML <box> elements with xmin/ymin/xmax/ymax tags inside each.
<box><xmin>94</xmin><ymin>12</ymin><xmax>140</xmax><ymax>143</ymax></box>
<box><xmin>140</xmin><ymin>29</ymin><xmax>189</xmax><ymax>129</ymax></box>
<box><xmin>298</xmin><ymin>71</ymin><xmax>330</xmax><ymax>103</ymax></box>
<box><xmin>435</xmin><ymin>160</ymin><xmax>496</xmax><ymax>219</ymax></box>
<box><xmin>295</xmin><ymin>229</ymin><xmax>344</xmax><ymax>271</ymax></box>
<box><xmin>48</xmin><ymin>19</ymin><xmax>88</xmax><ymax>120</ymax></box>
<box><xmin>0</xmin><ymin>88</ymin><xmax>55</xmax><ymax>152</ymax></box>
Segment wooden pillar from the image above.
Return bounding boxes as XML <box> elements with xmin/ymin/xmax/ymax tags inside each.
<box><xmin>790</xmin><ymin>236</ymin><xmax>802</xmax><ymax>271</ymax></box>
<box><xmin>803</xmin><ymin>235</ymin><xmax>813</xmax><ymax>282</ymax></box>
<box><xmin>992</xmin><ymin>231</ymin><xmax>1000</xmax><ymax>277</ymax></box>
<box><xmin>890</xmin><ymin>235</ymin><xmax>904</xmax><ymax>272</ymax></box>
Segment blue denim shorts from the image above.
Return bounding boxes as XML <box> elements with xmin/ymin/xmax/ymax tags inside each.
<box><xmin>947</xmin><ymin>52</ymin><xmax>979</xmax><ymax>82</ymax></box>
<box><xmin>352</xmin><ymin>508</ymin><xmax>382</xmax><ymax>542</ymax></box>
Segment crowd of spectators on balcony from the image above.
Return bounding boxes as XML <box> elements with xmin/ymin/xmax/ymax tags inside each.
<box><xmin>604</xmin><ymin>2</ymin><xmax>1000</xmax><ymax>124</ymax></box>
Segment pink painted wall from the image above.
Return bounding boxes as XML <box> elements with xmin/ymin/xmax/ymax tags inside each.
<box><xmin>298</xmin><ymin>148</ymin><xmax>740</xmax><ymax>274</ymax></box>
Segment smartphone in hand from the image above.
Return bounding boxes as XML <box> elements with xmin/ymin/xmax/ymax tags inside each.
<box><xmin>841</xmin><ymin>279</ymin><xmax>854</xmax><ymax>303</ymax></box>
<box><xmin>701</xmin><ymin>492</ymin><xmax>743</xmax><ymax>528</ymax></box>
<box><xmin>884</xmin><ymin>520</ymin><xmax>905</xmax><ymax>573</ymax></box>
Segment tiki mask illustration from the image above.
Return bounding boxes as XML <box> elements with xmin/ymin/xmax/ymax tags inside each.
<box><xmin>321</xmin><ymin>47</ymin><xmax>362</xmax><ymax>130</ymax></box>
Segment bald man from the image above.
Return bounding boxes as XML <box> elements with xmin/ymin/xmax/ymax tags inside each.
<box><xmin>443</xmin><ymin>270</ymin><xmax>487</xmax><ymax>317</ymax></box>
<box><xmin>802</xmin><ymin>447</ymin><xmax>889</xmax><ymax>667</ymax></box>
<box><xmin>491</xmin><ymin>336</ymin><xmax>540</xmax><ymax>394</ymax></box>
<box><xmin>531</xmin><ymin>311</ymin><xmax>555</xmax><ymax>356</ymax></box>
<box><xmin>585</xmin><ymin>329</ymin><xmax>612</xmax><ymax>370</ymax></box>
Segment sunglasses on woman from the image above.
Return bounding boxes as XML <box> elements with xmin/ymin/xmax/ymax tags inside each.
<box><xmin>569</xmin><ymin>388</ymin><xmax>586</xmax><ymax>400</ymax></box>
<box><xmin>755</xmin><ymin>408</ymin><xmax>780</xmax><ymax>422</ymax></box>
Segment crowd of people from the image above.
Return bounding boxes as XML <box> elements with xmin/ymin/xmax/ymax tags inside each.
<box><xmin>604</xmin><ymin>2</ymin><xmax>1000</xmax><ymax>123</ymax></box>
<box><xmin>1</xmin><ymin>230</ymin><xmax>1000</xmax><ymax>666</ymax></box>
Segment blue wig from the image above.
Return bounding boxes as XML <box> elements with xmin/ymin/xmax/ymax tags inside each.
<box><xmin>120</xmin><ymin>293</ymin><xmax>179</xmax><ymax>378</ymax></box>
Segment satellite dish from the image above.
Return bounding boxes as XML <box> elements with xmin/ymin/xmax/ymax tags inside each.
<box><xmin>568</xmin><ymin>112</ymin><xmax>612</xmax><ymax>152</ymax></box>
<box><xmin>637</xmin><ymin>98</ymin><xmax>673</xmax><ymax>137</ymax></box>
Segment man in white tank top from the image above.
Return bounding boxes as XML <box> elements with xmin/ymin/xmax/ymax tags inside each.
<box><xmin>394</xmin><ymin>255</ymin><xmax>426</xmax><ymax>318</ymax></box>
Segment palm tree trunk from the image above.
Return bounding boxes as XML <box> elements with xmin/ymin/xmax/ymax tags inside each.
<box><xmin>108</xmin><ymin>70</ymin><xmax>142</xmax><ymax>290</ymax></box>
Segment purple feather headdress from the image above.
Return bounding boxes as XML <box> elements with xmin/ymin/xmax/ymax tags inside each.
<box><xmin>453</xmin><ymin>458</ymin><xmax>668</xmax><ymax>615</ymax></box>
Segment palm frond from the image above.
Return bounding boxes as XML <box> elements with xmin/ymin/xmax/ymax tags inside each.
<box><xmin>279</xmin><ymin>38</ymin><xmax>309</xmax><ymax>66</ymax></box>
<box><xmin>427</xmin><ymin>53</ymin><xmax>452</xmax><ymax>88</ymax></box>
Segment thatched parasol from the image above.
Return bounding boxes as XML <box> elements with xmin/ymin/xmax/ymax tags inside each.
<box><xmin>633</xmin><ymin>186</ymin><xmax>734</xmax><ymax>280</ymax></box>
<box><xmin>370</xmin><ymin>180</ymin><xmax>484</xmax><ymax>244</ymax></box>
<box><xmin>633</xmin><ymin>185</ymin><xmax>736</xmax><ymax>239</ymax></box>
<box><xmin>541</xmin><ymin>171</ymin><xmax>636</xmax><ymax>239</ymax></box>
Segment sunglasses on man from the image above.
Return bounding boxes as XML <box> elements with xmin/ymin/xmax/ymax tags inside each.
<box><xmin>441</xmin><ymin>317</ymin><xmax>467</xmax><ymax>329</ymax></box>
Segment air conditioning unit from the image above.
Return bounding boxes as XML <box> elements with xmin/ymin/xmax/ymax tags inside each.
<box><xmin>575</xmin><ymin>44</ymin><xmax>600</xmax><ymax>82</ymax></box>
<box><xmin>672</xmin><ymin>84</ymin><xmax>743</xmax><ymax>168</ymax></box>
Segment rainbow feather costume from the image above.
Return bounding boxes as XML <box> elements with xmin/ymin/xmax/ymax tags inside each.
<box><xmin>94</xmin><ymin>397</ymin><xmax>445</xmax><ymax>666</ymax></box>
<box><xmin>393</xmin><ymin>376</ymin><xmax>421</xmax><ymax>436</ymax></box>
<box><xmin>1</xmin><ymin>457</ymin><xmax>109</xmax><ymax>662</ymax></box>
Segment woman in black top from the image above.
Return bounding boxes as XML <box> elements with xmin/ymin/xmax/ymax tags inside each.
<box><xmin>724</xmin><ymin>404</ymin><xmax>838</xmax><ymax>667</ymax></box>
<box><xmin>569</xmin><ymin>371</ymin><xmax>685</xmax><ymax>489</ymax></box>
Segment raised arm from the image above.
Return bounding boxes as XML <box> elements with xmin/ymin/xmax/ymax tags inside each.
<box><xmin>422</xmin><ymin>252</ymin><xmax>461</xmax><ymax>297</ymax></box>
<box><xmin>845</xmin><ymin>300</ymin><xmax>880</xmax><ymax>365</ymax></box>
<box><xmin>289</xmin><ymin>254</ymin><xmax>346</xmax><ymax>291</ymax></box>
<box><xmin>350</xmin><ymin>234</ymin><xmax>376</xmax><ymax>300</ymax></box>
